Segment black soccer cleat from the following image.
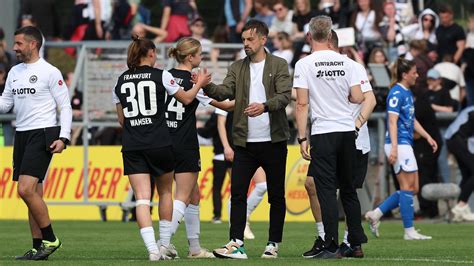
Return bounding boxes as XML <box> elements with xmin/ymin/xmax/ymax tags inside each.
<box><xmin>31</xmin><ymin>238</ymin><xmax>62</xmax><ymax>260</ymax></box>
<box><xmin>302</xmin><ymin>236</ymin><xmax>324</xmax><ymax>258</ymax></box>
<box><xmin>15</xmin><ymin>249</ymin><xmax>44</xmax><ymax>260</ymax></box>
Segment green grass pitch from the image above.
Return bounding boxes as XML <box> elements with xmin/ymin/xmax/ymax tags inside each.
<box><xmin>0</xmin><ymin>220</ymin><xmax>473</xmax><ymax>265</ymax></box>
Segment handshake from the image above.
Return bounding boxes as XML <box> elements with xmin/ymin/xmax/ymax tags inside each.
<box><xmin>191</xmin><ymin>68</ymin><xmax>212</xmax><ymax>88</ymax></box>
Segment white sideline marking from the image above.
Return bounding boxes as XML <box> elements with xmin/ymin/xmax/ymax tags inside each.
<box><xmin>364</xmin><ymin>257</ymin><xmax>474</xmax><ymax>264</ymax></box>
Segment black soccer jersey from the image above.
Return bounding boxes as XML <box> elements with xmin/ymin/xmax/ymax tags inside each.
<box><xmin>113</xmin><ymin>65</ymin><xmax>180</xmax><ymax>151</ymax></box>
<box><xmin>166</xmin><ymin>68</ymin><xmax>211</xmax><ymax>150</ymax></box>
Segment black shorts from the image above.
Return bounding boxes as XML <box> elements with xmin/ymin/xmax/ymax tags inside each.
<box><xmin>173</xmin><ymin>149</ymin><xmax>201</xmax><ymax>173</ymax></box>
<box><xmin>13</xmin><ymin>129</ymin><xmax>53</xmax><ymax>183</ymax></box>
<box><xmin>122</xmin><ymin>146</ymin><xmax>174</xmax><ymax>177</ymax></box>
<box><xmin>307</xmin><ymin>146</ymin><xmax>368</xmax><ymax>189</ymax></box>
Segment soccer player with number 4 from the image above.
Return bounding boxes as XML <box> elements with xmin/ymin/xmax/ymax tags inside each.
<box><xmin>113</xmin><ymin>35</ymin><xmax>211</xmax><ymax>261</ymax></box>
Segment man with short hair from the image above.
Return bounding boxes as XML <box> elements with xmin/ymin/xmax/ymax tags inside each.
<box><xmin>294</xmin><ymin>15</ymin><xmax>367</xmax><ymax>259</ymax></box>
<box><xmin>302</xmin><ymin>29</ymin><xmax>375</xmax><ymax>259</ymax></box>
<box><xmin>203</xmin><ymin>19</ymin><xmax>291</xmax><ymax>259</ymax></box>
<box><xmin>0</xmin><ymin>26</ymin><xmax>72</xmax><ymax>260</ymax></box>
<box><xmin>436</xmin><ymin>4</ymin><xmax>466</xmax><ymax>64</ymax></box>
<box><xmin>269</xmin><ymin>0</ymin><xmax>293</xmax><ymax>38</ymax></box>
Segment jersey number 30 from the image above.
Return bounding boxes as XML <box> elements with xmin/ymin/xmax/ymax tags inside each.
<box><xmin>121</xmin><ymin>81</ymin><xmax>157</xmax><ymax>118</ymax></box>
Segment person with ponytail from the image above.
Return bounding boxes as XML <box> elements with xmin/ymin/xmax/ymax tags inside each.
<box><xmin>365</xmin><ymin>58</ymin><xmax>438</xmax><ymax>240</ymax></box>
<box><xmin>166</xmin><ymin>37</ymin><xmax>233</xmax><ymax>259</ymax></box>
<box><xmin>113</xmin><ymin>35</ymin><xmax>211</xmax><ymax>261</ymax></box>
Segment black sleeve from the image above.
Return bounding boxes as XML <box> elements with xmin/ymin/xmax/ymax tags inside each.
<box><xmin>455</xmin><ymin>25</ymin><xmax>467</xmax><ymax>41</ymax></box>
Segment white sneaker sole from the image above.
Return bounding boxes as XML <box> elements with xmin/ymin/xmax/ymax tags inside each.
<box><xmin>213</xmin><ymin>251</ymin><xmax>248</xmax><ymax>259</ymax></box>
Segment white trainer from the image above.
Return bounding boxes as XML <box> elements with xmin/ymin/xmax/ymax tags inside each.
<box><xmin>452</xmin><ymin>204</ymin><xmax>474</xmax><ymax>222</ymax></box>
<box><xmin>159</xmin><ymin>244</ymin><xmax>178</xmax><ymax>260</ymax></box>
<box><xmin>244</xmin><ymin>222</ymin><xmax>255</xmax><ymax>240</ymax></box>
<box><xmin>365</xmin><ymin>211</ymin><xmax>381</xmax><ymax>237</ymax></box>
<box><xmin>261</xmin><ymin>243</ymin><xmax>278</xmax><ymax>259</ymax></box>
<box><xmin>187</xmin><ymin>248</ymin><xmax>216</xmax><ymax>259</ymax></box>
<box><xmin>213</xmin><ymin>240</ymin><xmax>248</xmax><ymax>259</ymax></box>
<box><xmin>149</xmin><ymin>251</ymin><xmax>161</xmax><ymax>261</ymax></box>
<box><xmin>404</xmin><ymin>230</ymin><xmax>432</xmax><ymax>240</ymax></box>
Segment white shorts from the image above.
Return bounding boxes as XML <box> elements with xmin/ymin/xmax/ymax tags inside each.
<box><xmin>384</xmin><ymin>144</ymin><xmax>418</xmax><ymax>174</ymax></box>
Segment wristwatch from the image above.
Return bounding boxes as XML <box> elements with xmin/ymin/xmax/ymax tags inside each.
<box><xmin>297</xmin><ymin>137</ymin><xmax>307</xmax><ymax>144</ymax></box>
<box><xmin>263</xmin><ymin>102</ymin><xmax>269</xmax><ymax>113</ymax></box>
<box><xmin>59</xmin><ymin>137</ymin><xmax>70</xmax><ymax>146</ymax></box>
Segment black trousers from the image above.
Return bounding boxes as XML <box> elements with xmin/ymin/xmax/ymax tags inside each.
<box><xmin>212</xmin><ymin>159</ymin><xmax>229</xmax><ymax>218</ymax></box>
<box><xmin>414</xmin><ymin>141</ymin><xmax>440</xmax><ymax>217</ymax></box>
<box><xmin>230</xmin><ymin>141</ymin><xmax>287</xmax><ymax>243</ymax></box>
<box><xmin>310</xmin><ymin>132</ymin><xmax>367</xmax><ymax>248</ymax></box>
<box><xmin>447</xmin><ymin>135</ymin><xmax>474</xmax><ymax>203</ymax></box>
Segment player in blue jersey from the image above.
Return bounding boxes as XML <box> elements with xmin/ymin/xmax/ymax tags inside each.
<box><xmin>365</xmin><ymin>58</ymin><xmax>438</xmax><ymax>240</ymax></box>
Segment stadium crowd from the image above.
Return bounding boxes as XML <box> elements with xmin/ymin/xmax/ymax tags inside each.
<box><xmin>1</xmin><ymin>0</ymin><xmax>474</xmax><ymax>260</ymax></box>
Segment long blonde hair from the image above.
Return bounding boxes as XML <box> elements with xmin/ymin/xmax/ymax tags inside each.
<box><xmin>167</xmin><ymin>37</ymin><xmax>201</xmax><ymax>64</ymax></box>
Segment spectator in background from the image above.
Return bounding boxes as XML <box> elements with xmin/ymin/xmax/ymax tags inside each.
<box><xmin>190</xmin><ymin>18</ymin><xmax>212</xmax><ymax>55</ymax></box>
<box><xmin>316</xmin><ymin>0</ymin><xmax>343</xmax><ymax>28</ymax></box>
<box><xmin>272</xmin><ymin>32</ymin><xmax>293</xmax><ymax>67</ymax></box>
<box><xmin>436</xmin><ymin>4</ymin><xmax>466</xmax><ymax>65</ymax></box>
<box><xmin>408</xmin><ymin>40</ymin><xmax>433</xmax><ymax>96</ymax></box>
<box><xmin>350</xmin><ymin>0</ymin><xmax>382</xmax><ymax>61</ymax></box>
<box><xmin>268</xmin><ymin>1</ymin><xmax>293</xmax><ymax>38</ymax></box>
<box><xmin>426</xmin><ymin>69</ymin><xmax>456</xmax><ymax>113</ymax></box>
<box><xmin>434</xmin><ymin>53</ymin><xmax>466</xmax><ymax>106</ymax></box>
<box><xmin>393</xmin><ymin>0</ymin><xmax>415</xmax><ymax>27</ymax></box>
<box><xmin>84</xmin><ymin>0</ymin><xmax>112</xmax><ymax>40</ymax></box>
<box><xmin>19</xmin><ymin>0</ymin><xmax>61</xmax><ymax>39</ymax></box>
<box><xmin>64</xmin><ymin>0</ymin><xmax>89</xmax><ymax>56</ymax></box>
<box><xmin>462</xmin><ymin>15</ymin><xmax>474</xmax><ymax>107</ymax></box>
<box><xmin>0</xmin><ymin>29</ymin><xmax>16</xmax><ymax>72</ymax></box>
<box><xmin>402</xmin><ymin>9</ymin><xmax>438</xmax><ymax>47</ymax></box>
<box><xmin>253</xmin><ymin>0</ymin><xmax>274</xmax><ymax>28</ymax></box>
<box><xmin>413</xmin><ymin>70</ymin><xmax>442</xmax><ymax>219</ymax></box>
<box><xmin>132</xmin><ymin>23</ymin><xmax>168</xmax><ymax>43</ymax></box>
<box><xmin>224</xmin><ymin>0</ymin><xmax>253</xmax><ymax>43</ymax></box>
<box><xmin>161</xmin><ymin>0</ymin><xmax>197</xmax><ymax>43</ymax></box>
<box><xmin>291</xmin><ymin>0</ymin><xmax>316</xmax><ymax>42</ymax></box>
<box><xmin>379</xmin><ymin>1</ymin><xmax>407</xmax><ymax>62</ymax></box>
<box><xmin>0</xmin><ymin>62</ymin><xmax>14</xmax><ymax>146</ymax></box>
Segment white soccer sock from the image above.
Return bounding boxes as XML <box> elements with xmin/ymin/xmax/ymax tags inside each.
<box><xmin>159</xmin><ymin>220</ymin><xmax>172</xmax><ymax>247</ymax></box>
<box><xmin>404</xmin><ymin>226</ymin><xmax>416</xmax><ymax>234</ymax></box>
<box><xmin>171</xmin><ymin>200</ymin><xmax>187</xmax><ymax>235</ymax></box>
<box><xmin>343</xmin><ymin>230</ymin><xmax>350</xmax><ymax>246</ymax></box>
<box><xmin>373</xmin><ymin>208</ymin><xmax>384</xmax><ymax>220</ymax></box>
<box><xmin>247</xmin><ymin>182</ymin><xmax>267</xmax><ymax>218</ymax></box>
<box><xmin>140</xmin><ymin>226</ymin><xmax>159</xmax><ymax>253</ymax></box>
<box><xmin>316</xmin><ymin>222</ymin><xmax>325</xmax><ymax>240</ymax></box>
<box><xmin>184</xmin><ymin>204</ymin><xmax>201</xmax><ymax>254</ymax></box>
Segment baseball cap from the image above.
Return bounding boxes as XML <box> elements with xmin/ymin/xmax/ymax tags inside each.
<box><xmin>427</xmin><ymin>69</ymin><xmax>440</xmax><ymax>79</ymax></box>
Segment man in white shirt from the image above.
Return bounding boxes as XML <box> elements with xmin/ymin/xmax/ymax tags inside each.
<box><xmin>301</xmin><ymin>29</ymin><xmax>376</xmax><ymax>259</ymax></box>
<box><xmin>294</xmin><ymin>15</ymin><xmax>367</xmax><ymax>259</ymax></box>
<box><xmin>0</xmin><ymin>26</ymin><xmax>72</xmax><ymax>261</ymax></box>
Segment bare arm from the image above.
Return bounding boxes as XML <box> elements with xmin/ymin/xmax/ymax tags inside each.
<box><xmin>160</xmin><ymin>6</ymin><xmax>171</xmax><ymax>30</ymax></box>
<box><xmin>431</xmin><ymin>103</ymin><xmax>453</xmax><ymax>113</ymax></box>
<box><xmin>116</xmin><ymin>103</ymin><xmax>124</xmax><ymax>127</ymax></box>
<box><xmin>355</xmin><ymin>90</ymin><xmax>376</xmax><ymax>129</ymax></box>
<box><xmin>454</xmin><ymin>39</ymin><xmax>466</xmax><ymax>64</ymax></box>
<box><xmin>217</xmin><ymin>114</ymin><xmax>234</xmax><ymax>161</ymax></box>
<box><xmin>211</xmin><ymin>99</ymin><xmax>235</xmax><ymax>112</ymax></box>
<box><xmin>141</xmin><ymin>23</ymin><xmax>168</xmax><ymax>43</ymax></box>
<box><xmin>414</xmin><ymin>119</ymin><xmax>438</xmax><ymax>152</ymax></box>
<box><xmin>295</xmin><ymin>88</ymin><xmax>311</xmax><ymax>160</ymax></box>
<box><xmin>93</xmin><ymin>0</ymin><xmax>103</xmax><ymax>38</ymax></box>
<box><xmin>349</xmin><ymin>84</ymin><xmax>364</xmax><ymax>104</ymax></box>
<box><xmin>387</xmin><ymin>113</ymin><xmax>398</xmax><ymax>164</ymax></box>
<box><xmin>236</xmin><ymin>0</ymin><xmax>253</xmax><ymax>33</ymax></box>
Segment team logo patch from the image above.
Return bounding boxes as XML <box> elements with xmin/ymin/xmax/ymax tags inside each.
<box><xmin>58</xmin><ymin>80</ymin><xmax>63</xmax><ymax>86</ymax></box>
<box><xmin>361</xmin><ymin>80</ymin><xmax>365</xmax><ymax>84</ymax></box>
<box><xmin>29</xmin><ymin>75</ymin><xmax>37</xmax><ymax>83</ymax></box>
<box><xmin>389</xmin><ymin>97</ymin><xmax>399</xmax><ymax>108</ymax></box>
<box><xmin>170</xmin><ymin>79</ymin><xmax>175</xmax><ymax>85</ymax></box>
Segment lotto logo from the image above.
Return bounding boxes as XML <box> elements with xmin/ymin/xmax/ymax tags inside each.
<box><xmin>316</xmin><ymin>69</ymin><xmax>345</xmax><ymax>78</ymax></box>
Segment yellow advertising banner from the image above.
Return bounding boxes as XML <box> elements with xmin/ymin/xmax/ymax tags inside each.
<box><xmin>0</xmin><ymin>146</ymin><xmax>314</xmax><ymax>221</ymax></box>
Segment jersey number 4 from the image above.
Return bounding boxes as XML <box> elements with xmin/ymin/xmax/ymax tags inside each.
<box><xmin>164</xmin><ymin>93</ymin><xmax>185</xmax><ymax>120</ymax></box>
<box><xmin>121</xmin><ymin>81</ymin><xmax>157</xmax><ymax>118</ymax></box>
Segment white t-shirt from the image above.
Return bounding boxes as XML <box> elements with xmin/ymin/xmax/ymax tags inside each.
<box><xmin>0</xmin><ymin>58</ymin><xmax>72</xmax><ymax>139</ymax></box>
<box><xmin>434</xmin><ymin>62</ymin><xmax>466</xmax><ymax>101</ymax></box>
<box><xmin>355</xmin><ymin>10</ymin><xmax>381</xmax><ymax>41</ymax></box>
<box><xmin>269</xmin><ymin>10</ymin><xmax>294</xmax><ymax>35</ymax></box>
<box><xmin>247</xmin><ymin>60</ymin><xmax>271</xmax><ymax>142</ymax></box>
<box><xmin>273</xmin><ymin>49</ymin><xmax>294</xmax><ymax>65</ymax></box>
<box><xmin>214</xmin><ymin>107</ymin><xmax>227</xmax><ymax>160</ymax></box>
<box><xmin>293</xmin><ymin>50</ymin><xmax>359</xmax><ymax>134</ymax></box>
<box><xmin>350</xmin><ymin>60</ymin><xmax>372</xmax><ymax>154</ymax></box>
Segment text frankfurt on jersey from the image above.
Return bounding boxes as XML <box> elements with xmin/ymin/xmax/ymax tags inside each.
<box><xmin>123</xmin><ymin>73</ymin><xmax>151</xmax><ymax>80</ymax></box>
<box><xmin>130</xmin><ymin>118</ymin><xmax>153</xmax><ymax>126</ymax></box>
